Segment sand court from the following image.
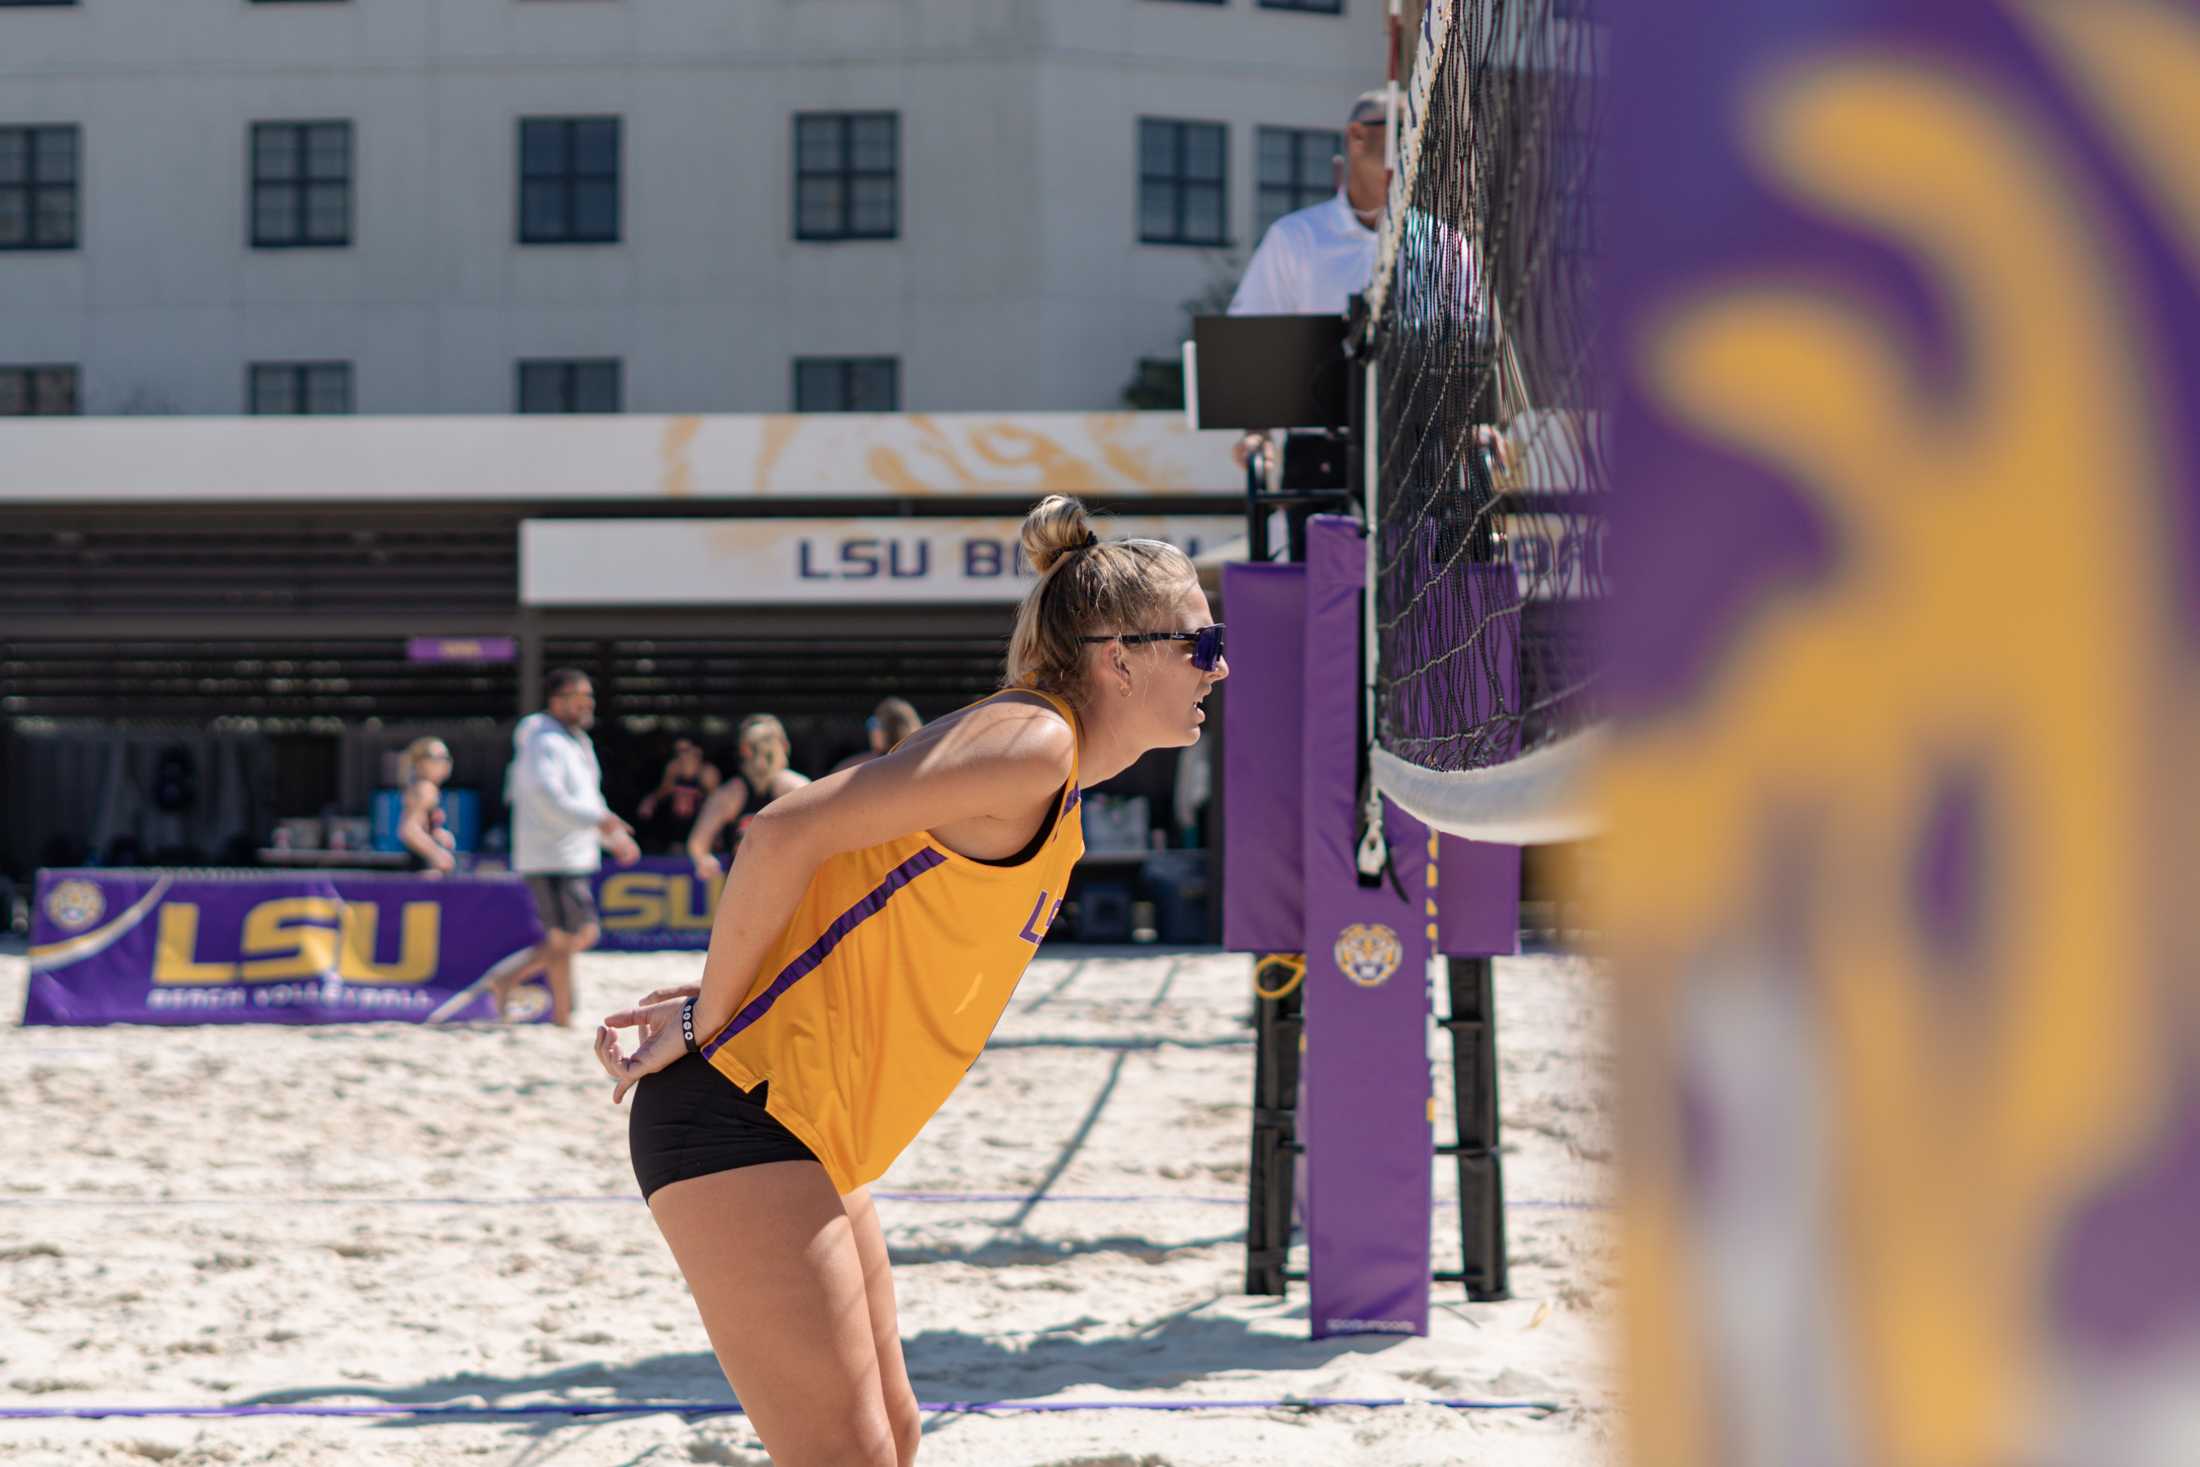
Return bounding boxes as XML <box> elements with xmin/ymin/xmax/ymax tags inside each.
<box><xmin>2</xmin><ymin>945</ymin><xmax>1615</xmax><ymax>1466</ymax></box>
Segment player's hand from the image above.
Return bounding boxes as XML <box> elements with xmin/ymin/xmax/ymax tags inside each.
<box><xmin>608</xmin><ymin>831</ymin><xmax>641</xmax><ymax>866</ymax></box>
<box><xmin>636</xmin><ymin>984</ymin><xmax>701</xmax><ymax>1007</ymax></box>
<box><xmin>1475</xmin><ymin>424</ymin><xmax>1513</xmax><ymax>482</ymax></box>
<box><xmin>691</xmin><ymin>852</ymin><xmax>724</xmax><ymax>883</ymax></box>
<box><xmin>594</xmin><ymin>998</ymin><xmax>687</xmax><ymax>1104</ymax></box>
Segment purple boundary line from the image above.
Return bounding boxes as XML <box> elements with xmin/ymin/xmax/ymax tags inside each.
<box><xmin>0</xmin><ymin>1395</ymin><xmax>1566</xmax><ymax>1422</ymax></box>
<box><xmin>0</xmin><ymin>1192</ymin><xmax>1608</xmax><ymax>1212</ymax></box>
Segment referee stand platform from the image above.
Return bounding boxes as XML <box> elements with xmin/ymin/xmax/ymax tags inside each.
<box><xmin>1191</xmin><ymin>311</ymin><xmax>1514</xmax><ymax>1327</ymax></box>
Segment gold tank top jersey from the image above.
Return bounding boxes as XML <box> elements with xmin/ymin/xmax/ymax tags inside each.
<box><xmin>700</xmin><ymin>689</ymin><xmax>1084</xmax><ymax>1193</ymax></box>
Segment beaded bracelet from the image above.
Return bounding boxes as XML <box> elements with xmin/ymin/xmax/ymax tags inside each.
<box><xmin>680</xmin><ymin>994</ymin><xmax>699</xmax><ymax>1055</ymax></box>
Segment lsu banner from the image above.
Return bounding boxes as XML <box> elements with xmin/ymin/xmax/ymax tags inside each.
<box><xmin>24</xmin><ymin>869</ymin><xmax>546</xmax><ymax>1026</ymax></box>
<box><xmin>521</xmin><ymin>515</ymin><xmax>1239</xmax><ymax>607</ymax></box>
<box><xmin>592</xmin><ymin>857</ymin><xmax>722</xmax><ymax>953</ymax></box>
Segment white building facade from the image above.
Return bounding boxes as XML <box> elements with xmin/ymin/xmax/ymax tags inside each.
<box><xmin>0</xmin><ymin>0</ymin><xmax>1377</xmax><ymax>418</ymax></box>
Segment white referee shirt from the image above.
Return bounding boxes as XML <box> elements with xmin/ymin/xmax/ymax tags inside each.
<box><xmin>1228</xmin><ymin>191</ymin><xmax>1380</xmax><ymax>317</ymax></box>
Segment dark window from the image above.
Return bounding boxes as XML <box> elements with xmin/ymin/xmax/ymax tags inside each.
<box><xmin>251</xmin><ymin>121</ymin><xmax>352</xmax><ymax>248</ymax></box>
<box><xmin>0</xmin><ymin>125</ymin><xmax>79</xmax><ymax>251</ymax></box>
<box><xmin>0</xmin><ymin>364</ymin><xmax>78</xmax><ymax>415</ymax></box>
<box><xmin>1258</xmin><ymin>0</ymin><xmax>1344</xmax><ymax>11</ymax></box>
<box><xmin>519</xmin><ymin>117</ymin><xmax>621</xmax><ymax>245</ymax></box>
<box><xmin>793</xmin><ymin>357</ymin><xmax>898</xmax><ymax>413</ymax></box>
<box><xmin>518</xmin><ymin>358</ymin><xmax>622</xmax><ymax>413</ymax></box>
<box><xmin>1123</xmin><ymin>357</ymin><xmax>1185</xmax><ymax>412</ymax></box>
<box><xmin>1138</xmin><ymin>119</ymin><xmax>1227</xmax><ymax>246</ymax></box>
<box><xmin>249</xmin><ymin>361</ymin><xmax>352</xmax><ymax>415</ymax></box>
<box><xmin>794</xmin><ymin>112</ymin><xmax>898</xmax><ymax>242</ymax></box>
<box><xmin>1256</xmin><ymin>126</ymin><xmax>1341</xmax><ymax>234</ymax></box>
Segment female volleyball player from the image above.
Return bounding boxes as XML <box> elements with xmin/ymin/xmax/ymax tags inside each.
<box><xmin>830</xmin><ymin>696</ymin><xmax>924</xmax><ymax>773</ymax></box>
<box><xmin>594</xmin><ymin>495</ymin><xmax>1226</xmax><ymax>1467</ymax></box>
<box><xmin>395</xmin><ymin>736</ymin><xmax>457</xmax><ymax>875</ymax></box>
<box><xmin>686</xmin><ymin>713</ymin><xmax>810</xmax><ymax>882</ymax></box>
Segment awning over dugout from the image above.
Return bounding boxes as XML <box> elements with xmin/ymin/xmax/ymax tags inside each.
<box><xmin>0</xmin><ymin>411</ymin><xmax>1242</xmax><ymax>505</ymax></box>
<box><xmin>0</xmin><ymin>410</ymin><xmax>1242</xmax><ymax>721</ymax></box>
<box><xmin>0</xmin><ymin>412</ymin><xmax>1243</xmax><ymax>883</ymax></box>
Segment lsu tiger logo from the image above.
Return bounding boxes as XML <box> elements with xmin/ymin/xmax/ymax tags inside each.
<box><xmin>1605</xmin><ymin>5</ymin><xmax>2200</xmax><ymax>1465</ymax></box>
<box><xmin>44</xmin><ymin>879</ymin><xmax>105</xmax><ymax>933</ymax></box>
<box><xmin>502</xmin><ymin>983</ymin><xmax>551</xmax><ymax>1023</ymax></box>
<box><xmin>1332</xmin><ymin>923</ymin><xmax>1403</xmax><ymax>988</ymax></box>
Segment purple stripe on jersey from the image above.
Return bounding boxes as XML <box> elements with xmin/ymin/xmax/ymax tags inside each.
<box><xmin>1064</xmin><ymin>786</ymin><xmax>1082</xmax><ymax>813</ymax></box>
<box><xmin>702</xmin><ymin>846</ymin><xmax>949</xmax><ymax>1058</ymax></box>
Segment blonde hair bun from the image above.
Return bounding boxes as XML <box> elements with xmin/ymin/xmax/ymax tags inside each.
<box><xmin>1020</xmin><ymin>495</ymin><xmax>1098</xmax><ymax>577</ymax></box>
<box><xmin>1004</xmin><ymin>496</ymin><xmax>1198</xmax><ymax>696</ymax></box>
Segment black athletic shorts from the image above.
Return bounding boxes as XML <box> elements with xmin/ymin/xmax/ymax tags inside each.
<box><xmin>629</xmin><ymin>1052</ymin><xmax>819</xmax><ymax>1201</ymax></box>
<box><xmin>525</xmin><ymin>872</ymin><xmax>598</xmax><ymax>934</ymax></box>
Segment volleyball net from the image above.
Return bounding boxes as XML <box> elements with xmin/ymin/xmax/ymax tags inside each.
<box><xmin>1363</xmin><ymin>0</ymin><xmax>1607</xmax><ymax>845</ymax></box>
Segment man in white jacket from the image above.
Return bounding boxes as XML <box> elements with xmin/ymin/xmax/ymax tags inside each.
<box><xmin>504</xmin><ymin>669</ymin><xmax>639</xmax><ymax>1024</ymax></box>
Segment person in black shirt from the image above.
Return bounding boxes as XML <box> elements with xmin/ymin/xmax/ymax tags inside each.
<box><xmin>638</xmin><ymin>737</ymin><xmax>723</xmax><ymax>855</ymax></box>
<box><xmin>687</xmin><ymin>715</ymin><xmax>810</xmax><ymax>881</ymax></box>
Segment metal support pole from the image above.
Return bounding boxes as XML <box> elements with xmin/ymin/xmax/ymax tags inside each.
<box><xmin>1246</xmin><ymin>954</ymin><xmax>1305</xmax><ymax>1295</ymax></box>
<box><xmin>1245</xmin><ymin>450</ymin><xmax>1271</xmax><ymax>563</ymax></box>
<box><xmin>1447</xmin><ymin>956</ymin><xmax>1509</xmax><ymax>1299</ymax></box>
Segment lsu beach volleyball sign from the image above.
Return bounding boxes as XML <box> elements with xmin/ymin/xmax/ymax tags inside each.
<box><xmin>22</xmin><ymin>869</ymin><xmax>546</xmax><ymax>1026</ymax></box>
<box><xmin>520</xmin><ymin>515</ymin><xmax>1238</xmax><ymax>606</ymax></box>
<box><xmin>592</xmin><ymin>857</ymin><xmax>721</xmax><ymax>952</ymax></box>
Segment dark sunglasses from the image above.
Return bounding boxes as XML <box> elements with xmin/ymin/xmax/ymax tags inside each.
<box><xmin>1080</xmin><ymin>624</ymin><xmax>1226</xmax><ymax>672</ymax></box>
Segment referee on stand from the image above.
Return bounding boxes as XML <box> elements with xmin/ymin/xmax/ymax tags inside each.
<box><xmin>1226</xmin><ymin>90</ymin><xmax>1389</xmax><ymax>478</ymax></box>
<box><xmin>1228</xmin><ymin>89</ymin><xmax>1507</xmax><ymax>498</ymax></box>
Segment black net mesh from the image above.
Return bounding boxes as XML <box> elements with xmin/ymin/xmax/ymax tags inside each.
<box><xmin>1371</xmin><ymin>0</ymin><xmax>1607</xmax><ymax>775</ymax></box>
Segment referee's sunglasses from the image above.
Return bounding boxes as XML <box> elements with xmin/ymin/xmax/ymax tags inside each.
<box><xmin>1080</xmin><ymin>624</ymin><xmax>1226</xmax><ymax>672</ymax></box>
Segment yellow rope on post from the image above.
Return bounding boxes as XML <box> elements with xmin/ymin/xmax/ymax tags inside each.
<box><xmin>1253</xmin><ymin>953</ymin><xmax>1307</xmax><ymax>1001</ymax></box>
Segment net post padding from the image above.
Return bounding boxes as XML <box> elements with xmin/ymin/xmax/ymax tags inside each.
<box><xmin>1303</xmin><ymin>514</ymin><xmax>1435</xmax><ymax>1338</ymax></box>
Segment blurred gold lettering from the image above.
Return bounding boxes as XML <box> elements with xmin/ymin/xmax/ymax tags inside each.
<box><xmin>667</xmin><ymin>873</ymin><xmax>720</xmax><ymax>931</ymax></box>
<box><xmin>337</xmin><ymin>902</ymin><xmax>441</xmax><ymax>984</ymax></box>
<box><xmin>152</xmin><ymin>905</ymin><xmax>239</xmax><ymax>984</ymax></box>
<box><xmin>598</xmin><ymin>873</ymin><xmax>665</xmax><ymax>931</ymax></box>
<box><xmin>237</xmin><ymin>898</ymin><xmax>343</xmax><ymax>982</ymax></box>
